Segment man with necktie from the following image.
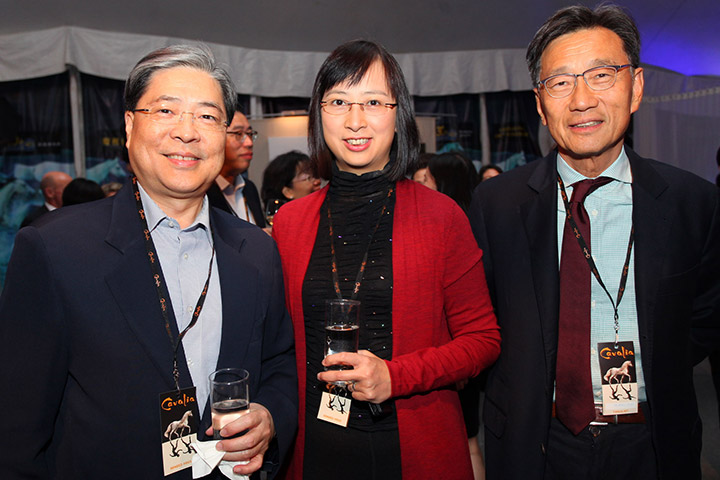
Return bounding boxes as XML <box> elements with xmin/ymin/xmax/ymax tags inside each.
<box><xmin>469</xmin><ymin>5</ymin><xmax>719</xmax><ymax>479</ymax></box>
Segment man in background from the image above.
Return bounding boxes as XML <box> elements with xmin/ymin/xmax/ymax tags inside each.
<box><xmin>207</xmin><ymin>111</ymin><xmax>266</xmax><ymax>227</ymax></box>
<box><xmin>20</xmin><ymin>170</ymin><xmax>72</xmax><ymax>227</ymax></box>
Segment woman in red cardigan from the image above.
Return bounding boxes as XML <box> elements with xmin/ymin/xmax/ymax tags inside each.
<box><xmin>272</xmin><ymin>40</ymin><xmax>500</xmax><ymax>480</ymax></box>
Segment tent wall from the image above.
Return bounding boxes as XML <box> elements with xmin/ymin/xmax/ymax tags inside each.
<box><xmin>0</xmin><ymin>27</ymin><xmax>533</xmax><ymax>96</ymax></box>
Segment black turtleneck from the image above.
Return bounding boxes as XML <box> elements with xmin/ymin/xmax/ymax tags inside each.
<box><xmin>301</xmin><ymin>162</ymin><xmax>397</xmax><ymax>430</ymax></box>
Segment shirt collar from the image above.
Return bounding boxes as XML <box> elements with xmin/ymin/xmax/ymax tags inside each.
<box><xmin>137</xmin><ymin>182</ymin><xmax>213</xmax><ymax>243</ymax></box>
<box><xmin>216</xmin><ymin>174</ymin><xmax>245</xmax><ymax>195</ymax></box>
<box><xmin>556</xmin><ymin>147</ymin><xmax>632</xmax><ymax>187</ymax></box>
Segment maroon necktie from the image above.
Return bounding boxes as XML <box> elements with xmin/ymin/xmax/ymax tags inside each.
<box><xmin>555</xmin><ymin>177</ymin><xmax>612</xmax><ymax>435</ymax></box>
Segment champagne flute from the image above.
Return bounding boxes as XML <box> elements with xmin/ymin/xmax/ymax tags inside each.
<box><xmin>324</xmin><ymin>299</ymin><xmax>360</xmax><ymax>385</ymax></box>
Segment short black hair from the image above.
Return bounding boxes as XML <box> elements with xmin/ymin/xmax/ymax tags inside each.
<box><xmin>478</xmin><ymin>164</ymin><xmax>503</xmax><ymax>181</ymax></box>
<box><xmin>62</xmin><ymin>178</ymin><xmax>105</xmax><ymax>206</ymax></box>
<box><xmin>308</xmin><ymin>40</ymin><xmax>419</xmax><ymax>182</ymax></box>
<box><xmin>261</xmin><ymin>150</ymin><xmax>311</xmax><ymax>206</ymax></box>
<box><xmin>427</xmin><ymin>153</ymin><xmax>477</xmax><ymax>212</ymax></box>
<box><xmin>526</xmin><ymin>4</ymin><xmax>641</xmax><ymax>85</ymax></box>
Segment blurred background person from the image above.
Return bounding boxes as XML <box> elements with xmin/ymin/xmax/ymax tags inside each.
<box><xmin>425</xmin><ymin>152</ymin><xmax>478</xmax><ymax>212</ymax></box>
<box><xmin>20</xmin><ymin>171</ymin><xmax>72</xmax><ymax>227</ymax></box>
<box><xmin>410</xmin><ymin>152</ymin><xmax>434</xmax><ymax>185</ymax></box>
<box><xmin>478</xmin><ymin>164</ymin><xmax>503</xmax><ymax>182</ymax></box>
<box><xmin>101</xmin><ymin>181</ymin><xmax>124</xmax><ymax>197</ymax></box>
<box><xmin>273</xmin><ymin>39</ymin><xmax>500</xmax><ymax>480</ymax></box>
<box><xmin>61</xmin><ymin>178</ymin><xmax>105</xmax><ymax>206</ymax></box>
<box><xmin>207</xmin><ymin>111</ymin><xmax>266</xmax><ymax>227</ymax></box>
<box><xmin>261</xmin><ymin>150</ymin><xmax>321</xmax><ymax>225</ymax></box>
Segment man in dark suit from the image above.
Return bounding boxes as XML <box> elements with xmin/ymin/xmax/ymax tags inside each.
<box><xmin>207</xmin><ymin>111</ymin><xmax>266</xmax><ymax>228</ymax></box>
<box><xmin>0</xmin><ymin>45</ymin><xmax>296</xmax><ymax>479</ymax></box>
<box><xmin>470</xmin><ymin>5</ymin><xmax>719</xmax><ymax>479</ymax></box>
<box><xmin>20</xmin><ymin>170</ymin><xmax>72</xmax><ymax>227</ymax></box>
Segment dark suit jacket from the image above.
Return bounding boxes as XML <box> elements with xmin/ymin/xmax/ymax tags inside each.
<box><xmin>207</xmin><ymin>178</ymin><xmax>266</xmax><ymax>228</ymax></box>
<box><xmin>0</xmin><ymin>182</ymin><xmax>297</xmax><ymax>479</ymax></box>
<box><xmin>20</xmin><ymin>203</ymin><xmax>49</xmax><ymax>228</ymax></box>
<box><xmin>469</xmin><ymin>148</ymin><xmax>720</xmax><ymax>480</ymax></box>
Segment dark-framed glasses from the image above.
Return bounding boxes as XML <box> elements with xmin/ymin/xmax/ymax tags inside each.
<box><xmin>131</xmin><ymin>106</ymin><xmax>227</xmax><ymax>131</ymax></box>
<box><xmin>227</xmin><ymin>129</ymin><xmax>258</xmax><ymax>142</ymax></box>
<box><xmin>320</xmin><ymin>99</ymin><xmax>397</xmax><ymax>116</ymax></box>
<box><xmin>537</xmin><ymin>64</ymin><xmax>632</xmax><ymax>99</ymax></box>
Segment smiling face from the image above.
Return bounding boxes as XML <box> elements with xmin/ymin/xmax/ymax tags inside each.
<box><xmin>534</xmin><ymin>27</ymin><xmax>644</xmax><ymax>175</ymax></box>
<box><xmin>321</xmin><ymin>61</ymin><xmax>397</xmax><ymax>175</ymax></box>
<box><xmin>124</xmin><ymin>67</ymin><xmax>226</xmax><ymax>208</ymax></box>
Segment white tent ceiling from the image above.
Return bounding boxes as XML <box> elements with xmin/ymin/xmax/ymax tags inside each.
<box><xmin>1</xmin><ymin>0</ymin><xmax>718</xmax><ymax>94</ymax></box>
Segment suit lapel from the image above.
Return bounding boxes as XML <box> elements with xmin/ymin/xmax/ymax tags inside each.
<box><xmin>244</xmin><ymin>180</ymin><xmax>266</xmax><ymax>228</ymax></box>
<box><xmin>211</xmin><ymin>210</ymin><xmax>258</xmax><ymax>371</ymax></box>
<box><xmin>521</xmin><ymin>155</ymin><xmax>561</xmax><ymax>378</ymax></box>
<box><xmin>207</xmin><ymin>181</ymin><xmax>235</xmax><ymax>216</ymax></box>
<box><xmin>103</xmin><ymin>184</ymin><xmax>181</xmax><ymax>391</ymax></box>
<box><xmin>628</xmin><ymin>149</ymin><xmax>670</xmax><ymax>385</ymax></box>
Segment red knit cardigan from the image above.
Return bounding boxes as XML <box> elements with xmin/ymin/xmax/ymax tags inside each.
<box><xmin>273</xmin><ymin>179</ymin><xmax>500</xmax><ymax>479</ymax></box>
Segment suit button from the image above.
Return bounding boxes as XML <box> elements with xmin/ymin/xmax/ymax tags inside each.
<box><xmin>541</xmin><ymin>443</ymin><xmax>546</xmax><ymax>455</ymax></box>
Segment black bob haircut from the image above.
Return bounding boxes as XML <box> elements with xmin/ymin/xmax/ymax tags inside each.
<box><xmin>307</xmin><ymin>40</ymin><xmax>419</xmax><ymax>182</ymax></box>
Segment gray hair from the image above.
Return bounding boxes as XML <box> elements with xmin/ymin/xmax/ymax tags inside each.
<box><xmin>526</xmin><ymin>4</ymin><xmax>641</xmax><ymax>86</ymax></box>
<box><xmin>124</xmin><ymin>44</ymin><xmax>236</xmax><ymax>123</ymax></box>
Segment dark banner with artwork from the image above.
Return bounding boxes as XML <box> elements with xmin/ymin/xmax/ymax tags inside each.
<box><xmin>81</xmin><ymin>72</ymin><xmax>128</xmax><ymax>185</ymax></box>
<box><xmin>0</xmin><ymin>73</ymin><xmax>73</xmax><ymax>283</ymax></box>
<box><xmin>414</xmin><ymin>93</ymin><xmax>482</xmax><ymax>160</ymax></box>
<box><xmin>485</xmin><ymin>90</ymin><xmax>542</xmax><ymax>170</ymax></box>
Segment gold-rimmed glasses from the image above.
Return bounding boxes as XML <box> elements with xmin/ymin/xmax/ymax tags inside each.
<box><xmin>131</xmin><ymin>106</ymin><xmax>227</xmax><ymax>131</ymax></box>
<box><xmin>320</xmin><ymin>99</ymin><xmax>397</xmax><ymax>116</ymax></box>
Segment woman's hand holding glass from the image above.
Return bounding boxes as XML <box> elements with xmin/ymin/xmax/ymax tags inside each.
<box><xmin>318</xmin><ymin>350</ymin><xmax>392</xmax><ymax>404</ymax></box>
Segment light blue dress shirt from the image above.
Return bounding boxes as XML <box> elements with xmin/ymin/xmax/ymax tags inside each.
<box><xmin>556</xmin><ymin>147</ymin><xmax>647</xmax><ymax>403</ymax></box>
<box><xmin>138</xmin><ymin>184</ymin><xmax>222</xmax><ymax>413</ymax></box>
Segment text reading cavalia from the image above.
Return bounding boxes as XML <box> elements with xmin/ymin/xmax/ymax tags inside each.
<box><xmin>162</xmin><ymin>393</ymin><xmax>197</xmax><ymax>411</ymax></box>
<box><xmin>600</xmin><ymin>346</ymin><xmax>634</xmax><ymax>360</ymax></box>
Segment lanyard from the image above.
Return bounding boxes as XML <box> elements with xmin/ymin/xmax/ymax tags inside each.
<box><xmin>328</xmin><ymin>186</ymin><xmax>394</xmax><ymax>300</ymax></box>
<box><xmin>131</xmin><ymin>177</ymin><xmax>216</xmax><ymax>392</ymax></box>
<box><xmin>557</xmin><ymin>174</ymin><xmax>634</xmax><ymax>346</ymax></box>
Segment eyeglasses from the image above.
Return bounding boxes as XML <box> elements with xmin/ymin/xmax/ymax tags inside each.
<box><xmin>537</xmin><ymin>64</ymin><xmax>632</xmax><ymax>99</ymax></box>
<box><xmin>320</xmin><ymin>99</ymin><xmax>397</xmax><ymax>116</ymax></box>
<box><xmin>131</xmin><ymin>107</ymin><xmax>227</xmax><ymax>131</ymax></box>
<box><xmin>293</xmin><ymin>173</ymin><xmax>316</xmax><ymax>183</ymax></box>
<box><xmin>227</xmin><ymin>129</ymin><xmax>258</xmax><ymax>142</ymax></box>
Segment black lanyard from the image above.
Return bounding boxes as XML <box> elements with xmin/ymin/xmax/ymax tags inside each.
<box><xmin>328</xmin><ymin>186</ymin><xmax>394</xmax><ymax>300</ymax></box>
<box><xmin>557</xmin><ymin>174</ymin><xmax>634</xmax><ymax>346</ymax></box>
<box><xmin>131</xmin><ymin>177</ymin><xmax>215</xmax><ymax>392</ymax></box>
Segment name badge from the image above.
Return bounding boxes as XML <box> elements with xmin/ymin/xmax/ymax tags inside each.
<box><xmin>317</xmin><ymin>388</ymin><xmax>352</xmax><ymax>427</ymax></box>
<box><xmin>597</xmin><ymin>341</ymin><xmax>639</xmax><ymax>415</ymax></box>
<box><xmin>159</xmin><ymin>387</ymin><xmax>200</xmax><ymax>476</ymax></box>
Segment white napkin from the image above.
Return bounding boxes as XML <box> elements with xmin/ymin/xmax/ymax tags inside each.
<box><xmin>191</xmin><ymin>439</ymin><xmax>249</xmax><ymax>480</ymax></box>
